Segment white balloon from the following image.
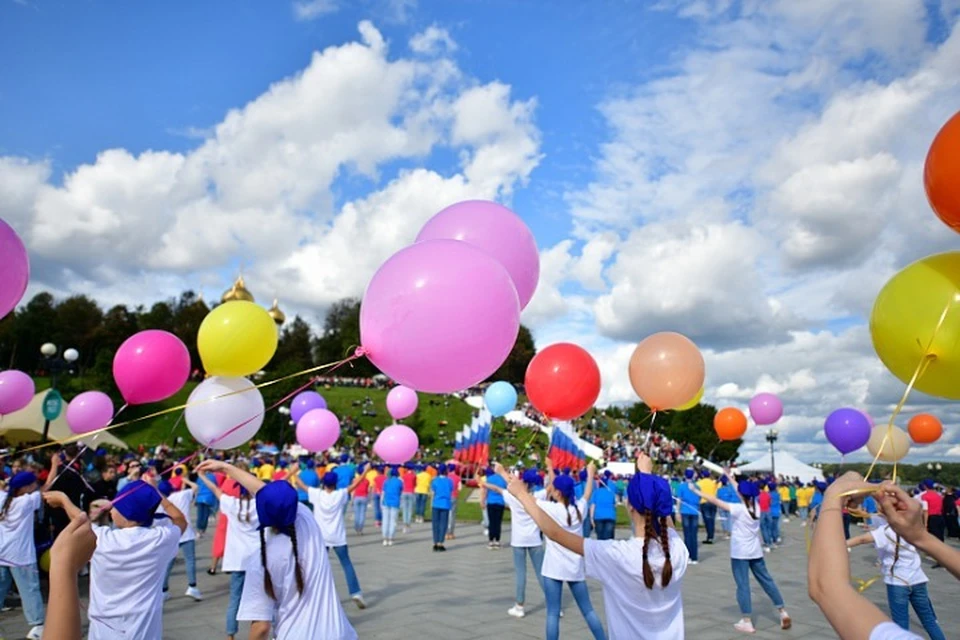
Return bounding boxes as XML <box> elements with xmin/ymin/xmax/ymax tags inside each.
<box><xmin>185</xmin><ymin>376</ymin><xmax>264</xmax><ymax>450</ymax></box>
<box><xmin>866</xmin><ymin>425</ymin><xmax>911</xmax><ymax>462</ymax></box>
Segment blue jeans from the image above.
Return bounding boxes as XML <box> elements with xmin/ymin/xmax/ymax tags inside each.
<box><xmin>513</xmin><ymin>545</ymin><xmax>545</xmax><ymax>604</ymax></box>
<box><xmin>196</xmin><ymin>501</ymin><xmax>216</xmax><ymax>533</ymax></box>
<box><xmin>731</xmin><ymin>557</ymin><xmax>784</xmax><ymax>615</ymax></box>
<box><xmin>760</xmin><ymin>512</ymin><xmax>773</xmax><ymax>545</ymax></box>
<box><xmin>799</xmin><ymin>506</ymin><xmax>809</xmax><ymax>521</ymax></box>
<box><xmin>354</xmin><ymin>497</ymin><xmax>368</xmax><ymax>533</ymax></box>
<box><xmin>374</xmin><ymin>493</ymin><xmax>383</xmax><ymax>523</ymax></box>
<box><xmin>382</xmin><ymin>505</ymin><xmax>399</xmax><ymax>540</ymax></box>
<box><xmin>719</xmin><ymin>508</ymin><xmax>732</xmax><ymax>534</ymax></box>
<box><xmin>163</xmin><ymin>540</ymin><xmax>197</xmax><ymax>590</ymax></box>
<box><xmin>681</xmin><ymin>514</ymin><xmax>699</xmax><ymax>561</ymax></box>
<box><xmin>401</xmin><ymin>493</ymin><xmax>415</xmax><ymax>525</ymax></box>
<box><xmin>886</xmin><ymin>583</ymin><xmax>945</xmax><ymax>640</ymax></box>
<box><xmin>0</xmin><ymin>563</ymin><xmax>45</xmax><ymax>626</ymax></box>
<box><xmin>542</xmin><ymin>577</ymin><xmax>606</xmax><ymax>640</ymax></box>
<box><xmin>582</xmin><ymin>516</ymin><xmax>593</xmax><ymax>538</ymax></box>
<box><xmin>331</xmin><ymin>545</ymin><xmax>362</xmax><ymax>597</ymax></box>
<box><xmin>415</xmin><ymin>493</ymin><xmax>428</xmax><ymax>518</ymax></box>
<box><xmin>594</xmin><ymin>519</ymin><xmax>615</xmax><ymax>541</ymax></box>
<box><xmin>701</xmin><ymin>502</ymin><xmax>717</xmax><ymax>541</ymax></box>
<box><xmin>770</xmin><ymin>515</ymin><xmax>781</xmax><ymax>542</ymax></box>
<box><xmin>226</xmin><ymin>571</ymin><xmax>245</xmax><ymax>636</ymax></box>
<box><xmin>432</xmin><ymin>508</ymin><xmax>450</xmax><ymax>544</ymax></box>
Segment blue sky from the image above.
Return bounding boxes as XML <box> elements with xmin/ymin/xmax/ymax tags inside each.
<box><xmin>2</xmin><ymin>0</ymin><xmax>960</xmax><ymax>462</ymax></box>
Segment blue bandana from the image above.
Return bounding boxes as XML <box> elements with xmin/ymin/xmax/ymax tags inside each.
<box><xmin>700</xmin><ymin>469</ymin><xmax>710</xmax><ymax>478</ymax></box>
<box><xmin>720</xmin><ymin>476</ymin><xmax>729</xmax><ymax>485</ymax></box>
<box><xmin>306</xmin><ymin>459</ymin><xmax>316</xmax><ymax>470</ymax></box>
<box><xmin>578</xmin><ymin>469</ymin><xmax>588</xmax><ymax>482</ymax></box>
<box><xmin>626</xmin><ymin>473</ymin><xmax>673</xmax><ymax>518</ymax></box>
<box><xmin>322</xmin><ymin>472</ymin><xmax>339</xmax><ymax>488</ymax></box>
<box><xmin>923</xmin><ymin>479</ymin><xmax>936</xmax><ymax>490</ymax></box>
<box><xmin>438</xmin><ymin>463</ymin><xmax>448</xmax><ymax>475</ymax></box>
<box><xmin>684</xmin><ymin>468</ymin><xmax>695</xmax><ymax>480</ymax></box>
<box><xmin>522</xmin><ymin>469</ymin><xmax>541</xmax><ymax>486</ymax></box>
<box><xmin>158</xmin><ymin>480</ymin><xmax>174</xmax><ymax>497</ymax></box>
<box><xmin>738</xmin><ymin>480</ymin><xmax>759</xmax><ymax>498</ymax></box>
<box><xmin>553</xmin><ymin>475</ymin><xmax>576</xmax><ymax>500</ymax></box>
<box><xmin>113</xmin><ymin>480</ymin><xmax>163</xmax><ymax>526</ymax></box>
<box><xmin>256</xmin><ymin>482</ymin><xmax>298</xmax><ymax>530</ymax></box>
<box><xmin>9</xmin><ymin>472</ymin><xmax>36</xmax><ymax>492</ymax></box>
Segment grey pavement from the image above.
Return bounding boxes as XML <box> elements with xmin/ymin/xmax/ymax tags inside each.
<box><xmin>2</xmin><ymin>510</ymin><xmax>958</xmax><ymax>639</ymax></box>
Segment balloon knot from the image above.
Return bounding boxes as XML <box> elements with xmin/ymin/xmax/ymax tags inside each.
<box><xmin>354</xmin><ymin>346</ymin><xmax>369</xmax><ymax>359</ymax></box>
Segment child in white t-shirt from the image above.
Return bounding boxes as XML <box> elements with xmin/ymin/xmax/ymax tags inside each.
<box><xmin>158</xmin><ymin>478</ymin><xmax>203</xmax><ymax>602</ymax></box>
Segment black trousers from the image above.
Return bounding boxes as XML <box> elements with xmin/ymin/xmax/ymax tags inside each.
<box><xmin>487</xmin><ymin>504</ymin><xmax>505</xmax><ymax>541</ymax></box>
<box><xmin>927</xmin><ymin>514</ymin><xmax>945</xmax><ymax>542</ymax></box>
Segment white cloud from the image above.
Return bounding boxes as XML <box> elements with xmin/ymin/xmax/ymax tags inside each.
<box><xmin>410</xmin><ymin>25</ymin><xmax>457</xmax><ymax>55</ymax></box>
<box><xmin>292</xmin><ymin>0</ymin><xmax>338</xmax><ymax>21</ymax></box>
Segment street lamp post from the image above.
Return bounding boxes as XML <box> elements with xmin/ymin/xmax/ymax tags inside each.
<box><xmin>766</xmin><ymin>429</ymin><xmax>779</xmax><ymax>478</ymax></box>
<box><xmin>39</xmin><ymin>343</ymin><xmax>79</xmax><ymax>441</ymax></box>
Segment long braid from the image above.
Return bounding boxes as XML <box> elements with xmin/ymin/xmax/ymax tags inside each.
<box><xmin>289</xmin><ymin>527</ymin><xmax>305</xmax><ymax>597</ymax></box>
<box><xmin>260</xmin><ymin>529</ymin><xmax>276</xmax><ymax>601</ymax></box>
<box><xmin>891</xmin><ymin>533</ymin><xmax>901</xmax><ymax>582</ymax></box>
<box><xmin>641</xmin><ymin>515</ymin><xmax>656</xmax><ymax>588</ymax></box>
<box><xmin>658</xmin><ymin>516</ymin><xmax>674</xmax><ymax>587</ymax></box>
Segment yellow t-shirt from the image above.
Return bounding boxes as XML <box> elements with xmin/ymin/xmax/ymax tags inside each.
<box><xmin>778</xmin><ymin>486</ymin><xmax>791</xmax><ymax>504</ymax></box>
<box><xmin>415</xmin><ymin>471</ymin><xmax>432</xmax><ymax>494</ymax></box>
<box><xmin>365</xmin><ymin>469</ymin><xmax>379</xmax><ymax>484</ymax></box>
<box><xmin>797</xmin><ymin>487</ymin><xmax>813</xmax><ymax>507</ymax></box>
<box><xmin>697</xmin><ymin>478</ymin><xmax>718</xmax><ymax>503</ymax></box>
<box><xmin>256</xmin><ymin>464</ymin><xmax>275</xmax><ymax>480</ymax></box>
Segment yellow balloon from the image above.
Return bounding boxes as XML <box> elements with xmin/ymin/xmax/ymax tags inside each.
<box><xmin>871</xmin><ymin>252</ymin><xmax>960</xmax><ymax>399</ymax></box>
<box><xmin>39</xmin><ymin>549</ymin><xmax>51</xmax><ymax>572</ymax></box>
<box><xmin>675</xmin><ymin>387</ymin><xmax>704</xmax><ymax>411</ymax></box>
<box><xmin>866</xmin><ymin>425</ymin><xmax>911</xmax><ymax>462</ymax></box>
<box><xmin>198</xmin><ymin>301</ymin><xmax>278</xmax><ymax>377</ymax></box>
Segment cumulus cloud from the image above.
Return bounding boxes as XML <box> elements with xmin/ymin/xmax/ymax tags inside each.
<box><xmin>409</xmin><ymin>25</ymin><xmax>457</xmax><ymax>55</ymax></box>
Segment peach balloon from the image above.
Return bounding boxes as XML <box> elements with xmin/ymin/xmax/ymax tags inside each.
<box><xmin>866</xmin><ymin>425</ymin><xmax>911</xmax><ymax>462</ymax></box>
<box><xmin>628</xmin><ymin>332</ymin><xmax>705</xmax><ymax>410</ymax></box>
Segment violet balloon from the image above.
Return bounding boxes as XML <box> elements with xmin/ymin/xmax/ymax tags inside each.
<box><xmin>0</xmin><ymin>370</ymin><xmax>35</xmax><ymax>414</ymax></box>
<box><xmin>416</xmin><ymin>200</ymin><xmax>540</xmax><ymax>309</ymax></box>
<box><xmin>113</xmin><ymin>330</ymin><xmax>191</xmax><ymax>405</ymax></box>
<box><xmin>0</xmin><ymin>218</ymin><xmax>29</xmax><ymax>321</ymax></box>
<box><xmin>290</xmin><ymin>391</ymin><xmax>327</xmax><ymax>424</ymax></box>
<box><xmin>360</xmin><ymin>239</ymin><xmax>521</xmax><ymax>394</ymax></box>
<box><xmin>386</xmin><ymin>385</ymin><xmax>418</xmax><ymax>420</ymax></box>
<box><xmin>297</xmin><ymin>409</ymin><xmax>341</xmax><ymax>452</ymax></box>
<box><xmin>374</xmin><ymin>424</ymin><xmax>419</xmax><ymax>464</ymax></box>
<box><xmin>824</xmin><ymin>408</ymin><xmax>872</xmax><ymax>455</ymax></box>
<box><xmin>749</xmin><ymin>393</ymin><xmax>783</xmax><ymax>426</ymax></box>
<box><xmin>66</xmin><ymin>391</ymin><xmax>115</xmax><ymax>435</ymax></box>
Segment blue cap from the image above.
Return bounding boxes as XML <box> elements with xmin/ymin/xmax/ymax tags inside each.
<box><xmin>553</xmin><ymin>475</ymin><xmax>576</xmax><ymax>500</ymax></box>
<box><xmin>485</xmin><ymin>467</ymin><xmax>495</xmax><ymax>476</ymax></box>
<box><xmin>738</xmin><ymin>480</ymin><xmax>759</xmax><ymax>498</ymax></box>
<box><xmin>113</xmin><ymin>480</ymin><xmax>163</xmax><ymax>526</ymax></box>
<box><xmin>627</xmin><ymin>473</ymin><xmax>673</xmax><ymax>518</ymax></box>
<box><xmin>684</xmin><ymin>468</ymin><xmax>695</xmax><ymax>480</ymax></box>
<box><xmin>700</xmin><ymin>469</ymin><xmax>710</xmax><ymax>478</ymax></box>
<box><xmin>306</xmin><ymin>459</ymin><xmax>316</xmax><ymax>469</ymax></box>
<box><xmin>279</xmin><ymin>460</ymin><xmax>289</xmax><ymax>469</ymax></box>
<box><xmin>522</xmin><ymin>469</ymin><xmax>540</xmax><ymax>485</ymax></box>
<box><xmin>256</xmin><ymin>482</ymin><xmax>298</xmax><ymax>530</ymax></box>
<box><xmin>158</xmin><ymin>480</ymin><xmax>174</xmax><ymax>497</ymax></box>
<box><xmin>340</xmin><ymin>453</ymin><xmax>350</xmax><ymax>463</ymax></box>
<box><xmin>603</xmin><ymin>470</ymin><xmax>613</xmax><ymax>479</ymax></box>
<box><xmin>174</xmin><ymin>468</ymin><xmax>183</xmax><ymax>476</ymax></box>
<box><xmin>322</xmin><ymin>472</ymin><xmax>338</xmax><ymax>488</ymax></box>
<box><xmin>390</xmin><ymin>466</ymin><xmax>399</xmax><ymax>477</ymax></box>
<box><xmin>578</xmin><ymin>469</ymin><xmax>588</xmax><ymax>482</ymax></box>
<box><xmin>720</xmin><ymin>476</ymin><xmax>729</xmax><ymax>485</ymax></box>
<box><xmin>923</xmin><ymin>479</ymin><xmax>936</xmax><ymax>489</ymax></box>
<box><xmin>438</xmin><ymin>463</ymin><xmax>448</xmax><ymax>475</ymax></box>
<box><xmin>8</xmin><ymin>472</ymin><xmax>36</xmax><ymax>492</ymax></box>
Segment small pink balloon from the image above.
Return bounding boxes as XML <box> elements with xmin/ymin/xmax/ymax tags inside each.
<box><xmin>386</xmin><ymin>385</ymin><xmax>418</xmax><ymax>420</ymax></box>
<box><xmin>113</xmin><ymin>330</ymin><xmax>191</xmax><ymax>405</ymax></box>
<box><xmin>0</xmin><ymin>370</ymin><xmax>35</xmax><ymax>414</ymax></box>
<box><xmin>374</xmin><ymin>424</ymin><xmax>420</xmax><ymax>464</ymax></box>
<box><xmin>749</xmin><ymin>393</ymin><xmax>783</xmax><ymax>426</ymax></box>
<box><xmin>297</xmin><ymin>409</ymin><xmax>341</xmax><ymax>453</ymax></box>
<box><xmin>66</xmin><ymin>391</ymin><xmax>115</xmax><ymax>435</ymax></box>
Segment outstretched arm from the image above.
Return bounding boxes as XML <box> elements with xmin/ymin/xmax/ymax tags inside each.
<box><xmin>44</xmin><ymin>513</ymin><xmax>97</xmax><ymax>640</ymax></box>
<box><xmin>878</xmin><ymin>482</ymin><xmax>960</xmax><ymax>580</ymax></box>
<box><xmin>581</xmin><ymin>463</ymin><xmax>596</xmax><ymax>505</ymax></box>
<box><xmin>43</xmin><ymin>491</ymin><xmax>83</xmax><ymax>520</ymax></box>
<box><xmin>198</xmin><ymin>460</ymin><xmax>264</xmax><ymax>496</ymax></box>
<box><xmin>508</xmin><ymin>475</ymin><xmax>584</xmax><ymax>556</ymax></box>
<box><xmin>41</xmin><ymin>454</ymin><xmax>61</xmax><ymax>492</ymax></box>
<box><xmin>691</xmin><ymin>485</ymin><xmax>733</xmax><ymax>512</ymax></box>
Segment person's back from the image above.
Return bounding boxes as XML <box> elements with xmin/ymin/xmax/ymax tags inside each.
<box><xmin>592</xmin><ymin>486</ymin><xmax>617</xmax><ymax>520</ymax></box>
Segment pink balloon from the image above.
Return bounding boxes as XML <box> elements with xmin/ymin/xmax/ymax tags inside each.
<box><xmin>360</xmin><ymin>240</ymin><xmax>520</xmax><ymax>394</ymax></box>
<box><xmin>113</xmin><ymin>330</ymin><xmax>191</xmax><ymax>405</ymax></box>
<box><xmin>374</xmin><ymin>424</ymin><xmax>420</xmax><ymax>464</ymax></box>
<box><xmin>297</xmin><ymin>409</ymin><xmax>341</xmax><ymax>453</ymax></box>
<box><xmin>0</xmin><ymin>218</ymin><xmax>29</xmax><ymax>321</ymax></box>
<box><xmin>66</xmin><ymin>391</ymin><xmax>115</xmax><ymax>435</ymax></box>
<box><xmin>749</xmin><ymin>393</ymin><xmax>783</xmax><ymax>426</ymax></box>
<box><xmin>416</xmin><ymin>200</ymin><xmax>539</xmax><ymax>309</ymax></box>
<box><xmin>0</xmin><ymin>370</ymin><xmax>35</xmax><ymax>414</ymax></box>
<box><xmin>386</xmin><ymin>385</ymin><xmax>418</xmax><ymax>420</ymax></box>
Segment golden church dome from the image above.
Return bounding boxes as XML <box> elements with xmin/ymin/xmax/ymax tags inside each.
<box><xmin>221</xmin><ymin>275</ymin><xmax>255</xmax><ymax>304</ymax></box>
<box><xmin>268</xmin><ymin>298</ymin><xmax>286</xmax><ymax>325</ymax></box>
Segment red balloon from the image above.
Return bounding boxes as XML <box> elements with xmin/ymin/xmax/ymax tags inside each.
<box><xmin>525</xmin><ymin>343</ymin><xmax>601</xmax><ymax>421</ymax></box>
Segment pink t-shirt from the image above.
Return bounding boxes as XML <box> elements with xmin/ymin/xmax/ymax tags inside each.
<box><xmin>374</xmin><ymin>475</ymin><xmax>386</xmax><ymax>494</ymax></box>
<box><xmin>353</xmin><ymin>478</ymin><xmax>370</xmax><ymax>498</ymax></box>
<box><xmin>402</xmin><ymin>471</ymin><xmax>416</xmax><ymax>494</ymax></box>
<box><xmin>449</xmin><ymin>473</ymin><xmax>461</xmax><ymax>498</ymax></box>
<box><xmin>758</xmin><ymin>491</ymin><xmax>771</xmax><ymax>512</ymax></box>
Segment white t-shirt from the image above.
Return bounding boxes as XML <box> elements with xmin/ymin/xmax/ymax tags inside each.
<box><xmin>870</xmin><ymin>525</ymin><xmax>927</xmax><ymax>586</ymax></box>
<box><xmin>870</xmin><ymin>622</ymin><xmax>923</xmax><ymax>639</ymax></box>
<box><xmin>220</xmin><ymin>495</ymin><xmax>260</xmax><ymax>573</ymax></box>
<box><xmin>728</xmin><ymin>503</ymin><xmax>763</xmax><ymax>560</ymax></box>
<box><xmin>307</xmin><ymin>487</ymin><xmax>348</xmax><ymax>548</ymax></box>
<box><xmin>584</xmin><ymin>529</ymin><xmax>689</xmax><ymax>640</ymax></box>
<box><xmin>0</xmin><ymin>491</ymin><xmax>41</xmax><ymax>567</ymax></box>
<box><xmin>87</xmin><ymin>521</ymin><xmax>181</xmax><ymax>640</ymax></box>
<box><xmin>237</xmin><ymin>504</ymin><xmax>358</xmax><ymax>640</ymax></box>
<box><xmin>538</xmin><ymin>498</ymin><xmax>588</xmax><ymax>581</ymax></box>
<box><xmin>163</xmin><ymin>489</ymin><xmax>196</xmax><ymax>544</ymax></box>
<box><xmin>503</xmin><ymin>492</ymin><xmax>543</xmax><ymax>548</ymax></box>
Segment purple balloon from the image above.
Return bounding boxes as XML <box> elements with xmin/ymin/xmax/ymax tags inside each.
<box><xmin>290</xmin><ymin>391</ymin><xmax>327</xmax><ymax>424</ymax></box>
<box><xmin>386</xmin><ymin>385</ymin><xmax>418</xmax><ymax>420</ymax></box>
<box><xmin>824</xmin><ymin>408</ymin><xmax>872</xmax><ymax>455</ymax></box>
<box><xmin>416</xmin><ymin>200</ymin><xmax>539</xmax><ymax>309</ymax></box>
<box><xmin>0</xmin><ymin>218</ymin><xmax>29</xmax><ymax>321</ymax></box>
<box><xmin>296</xmin><ymin>409</ymin><xmax>340</xmax><ymax>453</ymax></box>
<box><xmin>0</xmin><ymin>370</ymin><xmax>35</xmax><ymax>414</ymax></box>
<box><xmin>66</xmin><ymin>391</ymin><xmax>115</xmax><ymax>435</ymax></box>
<box><xmin>749</xmin><ymin>392</ymin><xmax>783</xmax><ymax>426</ymax></box>
<box><xmin>360</xmin><ymin>239</ymin><xmax>521</xmax><ymax>394</ymax></box>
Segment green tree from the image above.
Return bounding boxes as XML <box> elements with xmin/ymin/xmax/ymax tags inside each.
<box><xmin>139</xmin><ymin>301</ymin><xmax>175</xmax><ymax>333</ymax></box>
<box><xmin>313</xmin><ymin>298</ymin><xmax>378</xmax><ymax>377</ymax></box>
<box><xmin>11</xmin><ymin>293</ymin><xmax>58</xmax><ymax>371</ymax></box>
<box><xmin>273</xmin><ymin>316</ymin><xmax>314</xmax><ymax>371</ymax></box>
<box><xmin>172</xmin><ymin>292</ymin><xmax>208</xmax><ymax>370</ymax></box>
<box><xmin>487</xmin><ymin>325</ymin><xmax>536</xmax><ymax>384</ymax></box>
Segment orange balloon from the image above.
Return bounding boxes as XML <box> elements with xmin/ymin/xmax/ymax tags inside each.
<box><xmin>628</xmin><ymin>332</ymin><xmax>705</xmax><ymax>411</ymax></box>
<box><xmin>907</xmin><ymin>413</ymin><xmax>943</xmax><ymax>444</ymax></box>
<box><xmin>714</xmin><ymin>407</ymin><xmax>747</xmax><ymax>441</ymax></box>
<box><xmin>925</xmin><ymin>111</ymin><xmax>960</xmax><ymax>232</ymax></box>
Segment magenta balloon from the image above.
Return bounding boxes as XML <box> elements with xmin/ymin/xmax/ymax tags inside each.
<box><xmin>0</xmin><ymin>218</ymin><xmax>29</xmax><ymax>321</ymax></box>
<box><xmin>360</xmin><ymin>240</ymin><xmax>521</xmax><ymax>394</ymax></box>
<box><xmin>66</xmin><ymin>391</ymin><xmax>115</xmax><ymax>435</ymax></box>
<box><xmin>415</xmin><ymin>200</ymin><xmax>539</xmax><ymax>309</ymax></box>
<box><xmin>0</xmin><ymin>370</ymin><xmax>35</xmax><ymax>414</ymax></box>
<box><xmin>113</xmin><ymin>330</ymin><xmax>191</xmax><ymax>405</ymax></box>
<box><xmin>749</xmin><ymin>393</ymin><xmax>783</xmax><ymax>426</ymax></box>
<box><xmin>386</xmin><ymin>385</ymin><xmax>418</xmax><ymax>420</ymax></box>
<box><xmin>296</xmin><ymin>409</ymin><xmax>341</xmax><ymax>453</ymax></box>
<box><xmin>290</xmin><ymin>391</ymin><xmax>327</xmax><ymax>424</ymax></box>
<box><xmin>374</xmin><ymin>424</ymin><xmax>420</xmax><ymax>464</ymax></box>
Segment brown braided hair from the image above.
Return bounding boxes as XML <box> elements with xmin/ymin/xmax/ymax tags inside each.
<box><xmin>259</xmin><ymin>527</ymin><xmax>306</xmax><ymax>602</ymax></box>
<box><xmin>0</xmin><ymin>491</ymin><xmax>14</xmax><ymax>521</ymax></box>
<box><xmin>891</xmin><ymin>533</ymin><xmax>900</xmax><ymax>582</ymax></box>
<box><xmin>641</xmin><ymin>515</ymin><xmax>675</xmax><ymax>589</ymax></box>
<box><xmin>559</xmin><ymin>495</ymin><xmax>582</xmax><ymax>527</ymax></box>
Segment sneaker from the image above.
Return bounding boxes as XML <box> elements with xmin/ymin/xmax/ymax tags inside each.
<box><xmin>185</xmin><ymin>586</ymin><xmax>203</xmax><ymax>601</ymax></box>
<box><xmin>388</xmin><ymin>539</ymin><xmax>394</xmax><ymax>546</ymax></box>
<box><xmin>763</xmin><ymin>547</ymin><xmax>771</xmax><ymax>553</ymax></box>
<box><xmin>438</xmin><ymin>545</ymin><xmax>447</xmax><ymax>552</ymax></box>
<box><xmin>433</xmin><ymin>544</ymin><xmax>439</xmax><ymax>552</ymax></box>
<box><xmin>690</xmin><ymin>560</ymin><xmax>699</xmax><ymax>565</ymax></box>
<box><xmin>383</xmin><ymin>539</ymin><xmax>389</xmax><ymax>547</ymax></box>
<box><xmin>484</xmin><ymin>528</ymin><xmax>489</xmax><ymax>537</ymax></box>
<box><xmin>559</xmin><ymin>610</ymin><xmax>564</xmax><ymax>618</ymax></box>
<box><xmin>27</xmin><ymin>626</ymin><xmax>44</xmax><ymax>640</ymax></box>
<box><xmin>206</xmin><ymin>567</ymin><xmax>218</xmax><ymax>575</ymax></box>
<box><xmin>353</xmin><ymin>594</ymin><xmax>367</xmax><ymax>610</ymax></box>
<box><xmin>507</xmin><ymin>605</ymin><xmax>526</xmax><ymax>618</ymax></box>
<box><xmin>734</xmin><ymin>618</ymin><xmax>756</xmax><ymax>634</ymax></box>
<box><xmin>779</xmin><ymin>610</ymin><xmax>792</xmax><ymax>630</ymax></box>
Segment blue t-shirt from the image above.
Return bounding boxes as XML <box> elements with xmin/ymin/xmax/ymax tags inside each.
<box><xmin>863</xmin><ymin>495</ymin><xmax>878</xmax><ymax>514</ymax></box>
<box><xmin>430</xmin><ymin>476</ymin><xmax>453</xmax><ymax>510</ymax></box>
<box><xmin>485</xmin><ymin>474</ymin><xmax>507</xmax><ymax>505</ymax></box>
<box><xmin>811</xmin><ymin>490</ymin><xmax>823</xmax><ymax>508</ymax></box>
<box><xmin>717</xmin><ymin>485</ymin><xmax>738</xmax><ymax>504</ymax></box>
<box><xmin>298</xmin><ymin>468</ymin><xmax>319</xmax><ymax>503</ymax></box>
<box><xmin>677</xmin><ymin>483</ymin><xmax>700</xmax><ymax>516</ymax></box>
<box><xmin>383</xmin><ymin>477</ymin><xmax>403</xmax><ymax>508</ymax></box>
<box><xmin>196</xmin><ymin>472</ymin><xmax>219</xmax><ymax>506</ymax></box>
<box><xmin>591</xmin><ymin>486</ymin><xmax>617</xmax><ymax>521</ymax></box>
<box><xmin>770</xmin><ymin>492</ymin><xmax>782</xmax><ymax>517</ymax></box>
<box><xmin>335</xmin><ymin>464</ymin><xmax>356</xmax><ymax>489</ymax></box>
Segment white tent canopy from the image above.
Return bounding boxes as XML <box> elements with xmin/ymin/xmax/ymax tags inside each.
<box><xmin>0</xmin><ymin>392</ymin><xmax>128</xmax><ymax>449</ymax></box>
<box><xmin>737</xmin><ymin>451</ymin><xmax>824</xmax><ymax>483</ymax></box>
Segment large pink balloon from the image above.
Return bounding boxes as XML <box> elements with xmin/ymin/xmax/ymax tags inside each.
<box><xmin>0</xmin><ymin>218</ymin><xmax>29</xmax><ymax>321</ymax></box>
<box><xmin>0</xmin><ymin>370</ymin><xmax>35</xmax><ymax>414</ymax></box>
<box><xmin>416</xmin><ymin>200</ymin><xmax>539</xmax><ymax>309</ymax></box>
<box><xmin>66</xmin><ymin>391</ymin><xmax>115</xmax><ymax>435</ymax></box>
<box><xmin>374</xmin><ymin>424</ymin><xmax>420</xmax><ymax>464</ymax></box>
<box><xmin>297</xmin><ymin>409</ymin><xmax>341</xmax><ymax>453</ymax></box>
<box><xmin>113</xmin><ymin>330</ymin><xmax>191</xmax><ymax>405</ymax></box>
<box><xmin>360</xmin><ymin>240</ymin><xmax>521</xmax><ymax>394</ymax></box>
<box><xmin>386</xmin><ymin>385</ymin><xmax>418</xmax><ymax>420</ymax></box>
